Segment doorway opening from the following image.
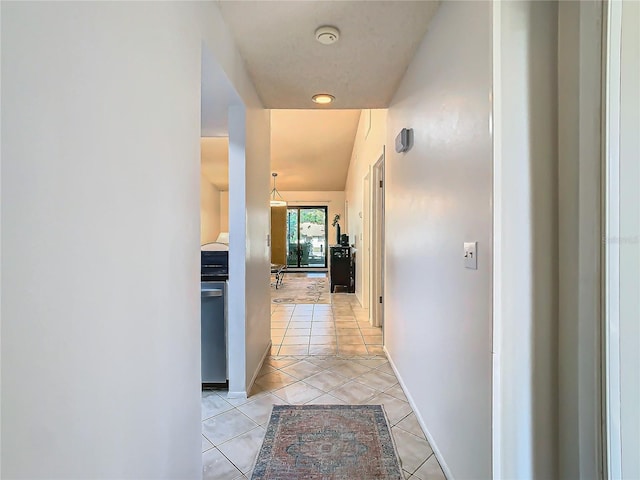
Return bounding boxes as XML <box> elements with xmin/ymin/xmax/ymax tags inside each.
<box><xmin>286</xmin><ymin>206</ymin><xmax>328</xmax><ymax>269</ymax></box>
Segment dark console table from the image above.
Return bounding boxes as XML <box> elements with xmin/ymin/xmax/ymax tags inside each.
<box><xmin>330</xmin><ymin>245</ymin><xmax>355</xmax><ymax>293</ymax></box>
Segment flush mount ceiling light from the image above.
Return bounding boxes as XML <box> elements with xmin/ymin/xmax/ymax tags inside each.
<box><xmin>270</xmin><ymin>172</ymin><xmax>287</xmax><ymax>207</ymax></box>
<box><xmin>312</xmin><ymin>93</ymin><xmax>335</xmax><ymax>105</ymax></box>
<box><xmin>315</xmin><ymin>26</ymin><xmax>340</xmax><ymax>45</ymax></box>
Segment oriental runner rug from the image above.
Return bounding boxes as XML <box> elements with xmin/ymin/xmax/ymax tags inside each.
<box><xmin>270</xmin><ymin>273</ymin><xmax>330</xmax><ymax>304</ymax></box>
<box><xmin>251</xmin><ymin>404</ymin><xmax>403</xmax><ymax>480</ymax></box>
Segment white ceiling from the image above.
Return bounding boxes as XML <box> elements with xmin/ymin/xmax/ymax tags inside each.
<box><xmin>270</xmin><ymin>109</ymin><xmax>361</xmax><ymax>191</ymax></box>
<box><xmin>200</xmin><ymin>110</ymin><xmax>360</xmax><ymax>191</ymax></box>
<box><xmin>202</xmin><ymin>1</ymin><xmax>440</xmax><ymax>192</ymax></box>
<box><xmin>217</xmin><ymin>1</ymin><xmax>440</xmax><ymax>109</ymax></box>
<box><xmin>201</xmin><ymin>45</ymin><xmax>241</xmax><ymax>137</ymax></box>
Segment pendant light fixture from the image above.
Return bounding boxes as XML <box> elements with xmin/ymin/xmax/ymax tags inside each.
<box><xmin>270</xmin><ymin>172</ymin><xmax>287</xmax><ymax>207</ymax></box>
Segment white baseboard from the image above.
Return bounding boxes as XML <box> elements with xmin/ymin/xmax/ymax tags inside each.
<box><xmin>384</xmin><ymin>346</ymin><xmax>454</xmax><ymax>480</ymax></box>
<box><xmin>246</xmin><ymin>340</ymin><xmax>272</xmax><ymax>394</ymax></box>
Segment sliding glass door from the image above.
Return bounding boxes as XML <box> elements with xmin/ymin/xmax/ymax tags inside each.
<box><xmin>287</xmin><ymin>207</ymin><xmax>327</xmax><ymax>268</ymax></box>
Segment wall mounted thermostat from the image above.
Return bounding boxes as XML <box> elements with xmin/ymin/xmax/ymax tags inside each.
<box><xmin>395</xmin><ymin>128</ymin><xmax>413</xmax><ymax>153</ymax></box>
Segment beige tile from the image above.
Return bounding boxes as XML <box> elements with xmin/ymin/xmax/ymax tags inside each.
<box><xmin>271</xmin><ymin>328</ymin><xmax>287</xmax><ymax>337</ymax></box>
<box><xmin>285</xmin><ymin>328</ymin><xmax>311</xmax><ymax>336</ymax></box>
<box><xmin>367</xmin><ymin>345</ymin><xmax>386</xmax><ymax>355</ymax></box>
<box><xmin>202</xmin><ymin>409</ymin><xmax>258</xmax><ymax>446</ymax></box>
<box><xmin>391</xmin><ymin>427</ymin><xmax>433</xmax><ymax>474</ymax></box>
<box><xmin>270</xmin><ymin>321</ymin><xmax>289</xmax><ymax>329</ymax></box>
<box><xmin>202</xmin><ymin>434</ymin><xmax>214</xmax><ymax>453</ymax></box>
<box><xmin>287</xmin><ymin>321</ymin><xmax>312</xmax><ymax>328</ymax></box>
<box><xmin>336</xmin><ymin>328</ymin><xmax>360</xmax><ymax>335</ymax></box>
<box><xmin>304</xmin><ymin>393</ymin><xmax>344</xmax><ymax>405</ymax></box>
<box><xmin>304</xmin><ymin>370</ymin><xmax>349</xmax><ymax>392</ymax></box>
<box><xmin>313</xmin><ymin>305</ymin><xmax>333</xmax><ymax>311</ymax></box>
<box><xmin>329</xmin><ymin>361</ymin><xmax>371</xmax><ymax>378</ymax></box>
<box><xmin>202</xmin><ymin>447</ymin><xmax>243</xmax><ymax>480</ymax></box>
<box><xmin>272</xmin><ymin>381</ymin><xmax>325</xmax><ymax>404</ymax></box>
<box><xmin>395</xmin><ymin>413</ymin><xmax>426</xmax><ymax>440</ymax></box>
<box><xmin>281</xmin><ymin>336</ymin><xmax>310</xmax><ymax>345</ymax></box>
<box><xmin>363</xmin><ymin>335</ymin><xmax>383</xmax><ymax>345</ymax></box>
<box><xmin>412</xmin><ymin>454</ymin><xmax>446</xmax><ymax>480</ymax></box>
<box><xmin>202</xmin><ymin>392</ymin><xmax>234</xmax><ymax>420</ymax></box>
<box><xmin>385</xmin><ymin>383</ymin><xmax>409</xmax><ymax>402</ymax></box>
<box><xmin>309</xmin><ymin>335</ymin><xmax>336</xmax><ymax>345</ymax></box>
<box><xmin>270</xmin><ymin>345</ymin><xmax>280</xmax><ymax>355</ymax></box>
<box><xmin>330</xmin><ymin>380</ymin><xmax>378</xmax><ymax>403</ymax></box>
<box><xmin>376</xmin><ymin>363</ymin><xmax>394</xmax><ymax>375</ymax></box>
<box><xmin>217</xmin><ymin>426</ymin><xmax>266</xmax><ymax>474</ymax></box>
<box><xmin>279</xmin><ymin>360</ymin><xmax>324</xmax><ymax>380</ymax></box>
<box><xmin>256</xmin><ymin>364</ymin><xmax>277</xmax><ymax>377</ymax></box>
<box><xmin>353</xmin><ymin>357</ymin><xmax>389</xmax><ymax>368</ymax></box>
<box><xmin>308</xmin><ymin>345</ymin><xmax>338</xmax><ymax>355</ymax></box>
<box><xmin>338</xmin><ymin>344</ymin><xmax>369</xmax><ymax>355</ymax></box>
<box><xmin>254</xmin><ymin>370</ymin><xmax>298</xmax><ymax>390</ymax></box>
<box><xmin>271</xmin><ymin>336</ymin><xmax>284</xmax><ymax>345</ymax></box>
<box><xmin>354</xmin><ymin>370</ymin><xmax>398</xmax><ymax>392</ymax></box>
<box><xmin>360</xmin><ymin>327</ymin><xmax>383</xmax><ymax>336</ymax></box>
<box><xmin>278</xmin><ymin>345</ymin><xmax>309</xmax><ymax>356</ymax></box>
<box><xmin>367</xmin><ymin>392</ymin><xmax>413</xmax><ymax>425</ymax></box>
<box><xmin>311</xmin><ymin>318</ymin><xmax>334</xmax><ymax>324</ymax></box>
<box><xmin>310</xmin><ymin>326</ymin><xmax>335</xmax><ymax>335</ymax></box>
<box><xmin>236</xmin><ymin>393</ymin><xmax>283</xmax><ymax>425</ymax></box>
<box><xmin>264</xmin><ymin>357</ymin><xmax>298</xmax><ymax>369</ymax></box>
<box><xmin>337</xmin><ymin>335</ymin><xmax>364</xmax><ymax>345</ymax></box>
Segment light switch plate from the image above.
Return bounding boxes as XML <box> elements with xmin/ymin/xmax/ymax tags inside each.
<box><xmin>464</xmin><ymin>242</ymin><xmax>477</xmax><ymax>269</ymax></box>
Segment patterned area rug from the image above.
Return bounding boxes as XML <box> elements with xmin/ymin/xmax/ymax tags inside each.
<box><xmin>251</xmin><ymin>405</ymin><xmax>403</xmax><ymax>480</ymax></box>
<box><xmin>271</xmin><ymin>274</ymin><xmax>330</xmax><ymax>304</ymax></box>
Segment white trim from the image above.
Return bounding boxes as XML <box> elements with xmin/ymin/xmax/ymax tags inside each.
<box><xmin>246</xmin><ymin>340</ymin><xmax>272</xmax><ymax>394</ymax></box>
<box><xmin>384</xmin><ymin>346</ymin><xmax>453</xmax><ymax>480</ymax></box>
<box><xmin>490</xmin><ymin>2</ymin><xmax>502</xmax><ymax>478</ymax></box>
<box><xmin>604</xmin><ymin>1</ymin><xmax>623</xmax><ymax>477</ymax></box>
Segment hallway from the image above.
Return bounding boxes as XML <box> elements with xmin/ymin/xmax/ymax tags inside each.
<box><xmin>202</xmin><ymin>354</ymin><xmax>445</xmax><ymax>479</ymax></box>
<box><xmin>201</xmin><ymin>275</ymin><xmax>441</xmax><ymax>478</ymax></box>
<box><xmin>270</xmin><ymin>273</ymin><xmax>383</xmax><ymax>356</ymax></box>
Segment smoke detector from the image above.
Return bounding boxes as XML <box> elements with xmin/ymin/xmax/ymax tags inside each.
<box><xmin>315</xmin><ymin>26</ymin><xmax>340</xmax><ymax>45</ymax></box>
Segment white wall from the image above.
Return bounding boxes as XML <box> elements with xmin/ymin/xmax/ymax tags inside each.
<box><xmin>199</xmin><ymin>6</ymin><xmax>271</xmax><ymax>397</ymax></box>
<box><xmin>557</xmin><ymin>2</ymin><xmax>603</xmax><ymax>478</ymax></box>
<box><xmin>220</xmin><ymin>191</ymin><xmax>229</xmax><ymax>233</ymax></box>
<box><xmin>1</xmin><ymin>1</ymin><xmax>270</xmax><ymax>476</ymax></box>
<box><xmin>1</xmin><ymin>2</ymin><xmax>208</xmax><ymax>477</ymax></box>
<box><xmin>201</xmin><ymin>176</ymin><xmax>221</xmax><ymax>244</ymax></box>
<box><xmin>243</xmin><ymin>107</ymin><xmax>271</xmax><ymax>393</ymax></box>
<box><xmin>384</xmin><ymin>3</ymin><xmax>493</xmax><ymax>478</ymax></box>
<box><xmin>493</xmin><ymin>2</ymin><xmax>559</xmax><ymax>478</ymax></box>
<box><xmin>616</xmin><ymin>2</ymin><xmax>640</xmax><ymax>476</ymax></box>
<box><xmin>344</xmin><ymin>110</ymin><xmax>387</xmax><ymax>309</ymax></box>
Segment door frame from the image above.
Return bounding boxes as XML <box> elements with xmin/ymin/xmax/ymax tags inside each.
<box><xmin>286</xmin><ymin>205</ymin><xmax>328</xmax><ymax>269</ymax></box>
<box><xmin>362</xmin><ymin>172</ymin><xmax>371</xmax><ymax>317</ymax></box>
<box><xmin>371</xmin><ymin>151</ymin><xmax>385</xmax><ymax>328</ymax></box>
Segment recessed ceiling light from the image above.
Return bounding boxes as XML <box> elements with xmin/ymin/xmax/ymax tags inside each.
<box><xmin>315</xmin><ymin>26</ymin><xmax>340</xmax><ymax>45</ymax></box>
<box><xmin>312</xmin><ymin>93</ymin><xmax>335</xmax><ymax>105</ymax></box>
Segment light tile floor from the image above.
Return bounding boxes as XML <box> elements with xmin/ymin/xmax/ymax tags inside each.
<box><xmin>202</xmin><ymin>274</ymin><xmax>446</xmax><ymax>479</ymax></box>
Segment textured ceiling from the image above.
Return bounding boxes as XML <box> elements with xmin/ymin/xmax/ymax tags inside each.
<box><xmin>217</xmin><ymin>1</ymin><xmax>439</xmax><ymax>109</ymax></box>
<box><xmin>202</xmin><ymin>1</ymin><xmax>440</xmax><ymax>192</ymax></box>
